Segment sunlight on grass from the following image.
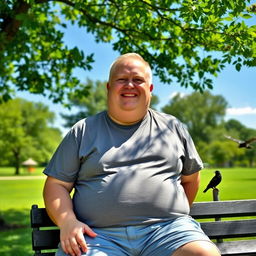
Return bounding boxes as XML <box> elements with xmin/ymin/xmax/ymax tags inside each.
<box><xmin>196</xmin><ymin>168</ymin><xmax>256</xmax><ymax>201</ymax></box>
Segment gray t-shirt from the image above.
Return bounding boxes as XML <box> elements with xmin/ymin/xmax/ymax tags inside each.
<box><xmin>44</xmin><ymin>109</ymin><xmax>203</xmax><ymax>227</ymax></box>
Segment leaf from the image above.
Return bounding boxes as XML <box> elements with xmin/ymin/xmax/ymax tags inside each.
<box><xmin>235</xmin><ymin>63</ymin><xmax>242</xmax><ymax>71</ymax></box>
<box><xmin>241</xmin><ymin>13</ymin><xmax>253</xmax><ymax>19</ymax></box>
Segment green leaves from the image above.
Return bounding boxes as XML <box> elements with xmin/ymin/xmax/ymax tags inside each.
<box><xmin>0</xmin><ymin>98</ymin><xmax>62</xmax><ymax>172</ymax></box>
<box><xmin>0</xmin><ymin>0</ymin><xmax>256</xmax><ymax>104</ymax></box>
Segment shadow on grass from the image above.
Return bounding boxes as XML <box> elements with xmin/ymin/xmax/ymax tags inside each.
<box><xmin>0</xmin><ymin>208</ymin><xmax>34</xmax><ymax>256</ymax></box>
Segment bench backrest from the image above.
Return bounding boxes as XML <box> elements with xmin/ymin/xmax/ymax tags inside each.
<box><xmin>31</xmin><ymin>199</ymin><xmax>256</xmax><ymax>256</ymax></box>
<box><xmin>190</xmin><ymin>199</ymin><xmax>256</xmax><ymax>239</ymax></box>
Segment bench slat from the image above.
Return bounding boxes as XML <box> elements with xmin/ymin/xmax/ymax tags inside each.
<box><xmin>216</xmin><ymin>240</ymin><xmax>256</xmax><ymax>256</ymax></box>
<box><xmin>31</xmin><ymin>200</ymin><xmax>256</xmax><ymax>227</ymax></box>
<box><xmin>190</xmin><ymin>199</ymin><xmax>256</xmax><ymax>219</ymax></box>
<box><xmin>32</xmin><ymin>221</ymin><xmax>256</xmax><ymax>246</ymax></box>
<box><xmin>31</xmin><ymin>205</ymin><xmax>55</xmax><ymax>228</ymax></box>
<box><xmin>200</xmin><ymin>219</ymin><xmax>256</xmax><ymax>239</ymax></box>
<box><xmin>32</xmin><ymin>229</ymin><xmax>60</xmax><ymax>250</ymax></box>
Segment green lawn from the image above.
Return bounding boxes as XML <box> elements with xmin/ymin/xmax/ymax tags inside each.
<box><xmin>0</xmin><ymin>167</ymin><xmax>255</xmax><ymax>255</ymax></box>
<box><xmin>196</xmin><ymin>167</ymin><xmax>256</xmax><ymax>201</ymax></box>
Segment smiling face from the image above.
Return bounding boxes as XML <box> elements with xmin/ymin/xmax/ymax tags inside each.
<box><xmin>107</xmin><ymin>55</ymin><xmax>153</xmax><ymax>125</ymax></box>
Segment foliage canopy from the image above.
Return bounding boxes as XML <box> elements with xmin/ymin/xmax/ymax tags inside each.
<box><xmin>1</xmin><ymin>0</ymin><xmax>256</xmax><ymax>104</ymax></box>
<box><xmin>0</xmin><ymin>98</ymin><xmax>62</xmax><ymax>174</ymax></box>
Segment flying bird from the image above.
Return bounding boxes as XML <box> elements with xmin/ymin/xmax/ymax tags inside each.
<box><xmin>203</xmin><ymin>170</ymin><xmax>222</xmax><ymax>193</ymax></box>
<box><xmin>224</xmin><ymin>135</ymin><xmax>256</xmax><ymax>149</ymax></box>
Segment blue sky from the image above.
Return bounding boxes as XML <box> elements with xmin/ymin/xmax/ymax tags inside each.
<box><xmin>18</xmin><ymin>22</ymin><xmax>256</xmax><ymax>136</ymax></box>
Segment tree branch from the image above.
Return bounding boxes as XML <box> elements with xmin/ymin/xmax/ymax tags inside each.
<box><xmin>1</xmin><ymin>0</ymin><xmax>31</xmax><ymax>42</ymax></box>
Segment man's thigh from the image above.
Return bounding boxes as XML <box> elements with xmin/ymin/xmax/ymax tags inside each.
<box><xmin>140</xmin><ymin>217</ymin><xmax>214</xmax><ymax>256</ymax></box>
<box><xmin>172</xmin><ymin>240</ymin><xmax>221</xmax><ymax>256</ymax></box>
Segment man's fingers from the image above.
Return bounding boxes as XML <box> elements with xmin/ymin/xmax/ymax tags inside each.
<box><xmin>61</xmin><ymin>237</ymin><xmax>81</xmax><ymax>256</ymax></box>
<box><xmin>83</xmin><ymin>225</ymin><xmax>97</xmax><ymax>238</ymax></box>
<box><xmin>76</xmin><ymin>232</ymin><xmax>87</xmax><ymax>253</ymax></box>
<box><xmin>60</xmin><ymin>222</ymin><xmax>96</xmax><ymax>255</ymax></box>
<box><xmin>61</xmin><ymin>239</ymin><xmax>74</xmax><ymax>256</ymax></box>
<box><xmin>70</xmin><ymin>237</ymin><xmax>82</xmax><ymax>256</ymax></box>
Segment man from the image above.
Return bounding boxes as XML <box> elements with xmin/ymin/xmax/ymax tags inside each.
<box><xmin>43</xmin><ymin>53</ymin><xmax>220</xmax><ymax>256</ymax></box>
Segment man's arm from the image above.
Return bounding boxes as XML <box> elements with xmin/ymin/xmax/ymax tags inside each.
<box><xmin>43</xmin><ymin>176</ymin><xmax>97</xmax><ymax>256</ymax></box>
<box><xmin>181</xmin><ymin>171</ymin><xmax>200</xmax><ymax>206</ymax></box>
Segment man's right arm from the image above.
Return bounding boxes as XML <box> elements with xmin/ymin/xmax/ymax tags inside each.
<box><xmin>43</xmin><ymin>176</ymin><xmax>97</xmax><ymax>256</ymax></box>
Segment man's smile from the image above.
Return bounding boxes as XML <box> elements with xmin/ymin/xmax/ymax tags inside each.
<box><xmin>121</xmin><ymin>93</ymin><xmax>137</xmax><ymax>97</ymax></box>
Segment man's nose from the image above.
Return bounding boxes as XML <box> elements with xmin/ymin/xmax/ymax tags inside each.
<box><xmin>125</xmin><ymin>80</ymin><xmax>135</xmax><ymax>87</ymax></box>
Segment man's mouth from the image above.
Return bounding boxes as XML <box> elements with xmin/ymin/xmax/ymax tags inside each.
<box><xmin>121</xmin><ymin>93</ymin><xmax>137</xmax><ymax>97</ymax></box>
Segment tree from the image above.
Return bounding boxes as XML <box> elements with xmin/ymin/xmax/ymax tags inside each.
<box><xmin>0</xmin><ymin>98</ymin><xmax>62</xmax><ymax>174</ymax></box>
<box><xmin>1</xmin><ymin>1</ymin><xmax>256</xmax><ymax>104</ymax></box>
<box><xmin>207</xmin><ymin>140</ymin><xmax>243</xmax><ymax>167</ymax></box>
<box><xmin>61</xmin><ymin>79</ymin><xmax>108</xmax><ymax>127</ymax></box>
<box><xmin>161</xmin><ymin>90</ymin><xmax>229</xmax><ymax>165</ymax></box>
<box><xmin>62</xmin><ymin>78</ymin><xmax>160</xmax><ymax>128</ymax></box>
<box><xmin>224</xmin><ymin>119</ymin><xmax>256</xmax><ymax>167</ymax></box>
<box><xmin>161</xmin><ymin>91</ymin><xmax>228</xmax><ymax>144</ymax></box>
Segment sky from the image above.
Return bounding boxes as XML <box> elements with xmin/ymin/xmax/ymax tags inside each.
<box><xmin>17</xmin><ymin>22</ymin><xmax>256</xmax><ymax>136</ymax></box>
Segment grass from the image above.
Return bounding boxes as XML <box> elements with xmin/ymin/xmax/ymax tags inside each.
<box><xmin>196</xmin><ymin>167</ymin><xmax>256</xmax><ymax>201</ymax></box>
<box><xmin>0</xmin><ymin>166</ymin><xmax>45</xmax><ymax>176</ymax></box>
<box><xmin>0</xmin><ymin>167</ymin><xmax>46</xmax><ymax>256</ymax></box>
<box><xmin>0</xmin><ymin>167</ymin><xmax>255</xmax><ymax>255</ymax></box>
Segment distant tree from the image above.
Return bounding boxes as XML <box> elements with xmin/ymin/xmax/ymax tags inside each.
<box><xmin>150</xmin><ymin>94</ymin><xmax>160</xmax><ymax>110</ymax></box>
<box><xmin>207</xmin><ymin>140</ymin><xmax>243</xmax><ymax>167</ymax></box>
<box><xmin>224</xmin><ymin>119</ymin><xmax>256</xmax><ymax>167</ymax></box>
<box><xmin>161</xmin><ymin>91</ymin><xmax>228</xmax><ymax>144</ymax></box>
<box><xmin>0</xmin><ymin>98</ymin><xmax>62</xmax><ymax>174</ymax></box>
<box><xmin>61</xmin><ymin>79</ymin><xmax>107</xmax><ymax>128</ymax></box>
<box><xmin>1</xmin><ymin>1</ymin><xmax>256</xmax><ymax>103</ymax></box>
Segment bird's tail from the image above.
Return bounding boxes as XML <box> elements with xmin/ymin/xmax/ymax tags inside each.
<box><xmin>203</xmin><ymin>188</ymin><xmax>208</xmax><ymax>193</ymax></box>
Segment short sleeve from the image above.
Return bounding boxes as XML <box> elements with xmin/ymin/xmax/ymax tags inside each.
<box><xmin>178</xmin><ymin>123</ymin><xmax>204</xmax><ymax>175</ymax></box>
<box><xmin>43</xmin><ymin>126</ymin><xmax>81</xmax><ymax>182</ymax></box>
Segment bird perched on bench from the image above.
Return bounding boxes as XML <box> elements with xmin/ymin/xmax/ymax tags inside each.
<box><xmin>224</xmin><ymin>135</ymin><xmax>256</xmax><ymax>149</ymax></box>
<box><xmin>203</xmin><ymin>170</ymin><xmax>222</xmax><ymax>193</ymax></box>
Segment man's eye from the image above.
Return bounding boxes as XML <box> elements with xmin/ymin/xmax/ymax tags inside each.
<box><xmin>133</xmin><ymin>78</ymin><xmax>143</xmax><ymax>83</ymax></box>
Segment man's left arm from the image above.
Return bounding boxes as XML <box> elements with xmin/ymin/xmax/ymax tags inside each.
<box><xmin>181</xmin><ymin>172</ymin><xmax>200</xmax><ymax>206</ymax></box>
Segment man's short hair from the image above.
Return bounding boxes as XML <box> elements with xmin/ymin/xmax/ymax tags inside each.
<box><xmin>108</xmin><ymin>53</ymin><xmax>152</xmax><ymax>84</ymax></box>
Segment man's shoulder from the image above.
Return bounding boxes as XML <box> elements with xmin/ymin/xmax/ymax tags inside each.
<box><xmin>149</xmin><ymin>109</ymin><xmax>186</xmax><ymax>133</ymax></box>
<box><xmin>149</xmin><ymin>109</ymin><xmax>179</xmax><ymax>123</ymax></box>
<box><xmin>71</xmin><ymin>111</ymin><xmax>106</xmax><ymax>133</ymax></box>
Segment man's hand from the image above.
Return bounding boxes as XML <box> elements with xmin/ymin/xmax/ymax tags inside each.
<box><xmin>60</xmin><ymin>218</ymin><xmax>97</xmax><ymax>256</ymax></box>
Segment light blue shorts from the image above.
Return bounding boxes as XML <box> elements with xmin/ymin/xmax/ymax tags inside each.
<box><xmin>56</xmin><ymin>216</ymin><xmax>213</xmax><ymax>256</ymax></box>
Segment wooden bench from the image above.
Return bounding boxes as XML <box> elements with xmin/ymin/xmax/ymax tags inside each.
<box><xmin>30</xmin><ymin>199</ymin><xmax>256</xmax><ymax>256</ymax></box>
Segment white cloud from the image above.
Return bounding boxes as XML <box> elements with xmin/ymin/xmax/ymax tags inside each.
<box><xmin>226</xmin><ymin>107</ymin><xmax>256</xmax><ymax>115</ymax></box>
<box><xmin>169</xmin><ymin>91</ymin><xmax>187</xmax><ymax>99</ymax></box>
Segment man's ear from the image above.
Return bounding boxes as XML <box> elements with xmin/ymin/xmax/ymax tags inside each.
<box><xmin>106</xmin><ymin>83</ymin><xmax>110</xmax><ymax>90</ymax></box>
<box><xmin>150</xmin><ymin>84</ymin><xmax>154</xmax><ymax>92</ymax></box>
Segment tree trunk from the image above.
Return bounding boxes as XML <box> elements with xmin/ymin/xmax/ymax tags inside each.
<box><xmin>0</xmin><ymin>1</ymin><xmax>31</xmax><ymax>49</ymax></box>
<box><xmin>13</xmin><ymin>150</ymin><xmax>20</xmax><ymax>175</ymax></box>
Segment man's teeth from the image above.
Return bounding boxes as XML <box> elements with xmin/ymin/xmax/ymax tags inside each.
<box><xmin>123</xmin><ymin>94</ymin><xmax>136</xmax><ymax>96</ymax></box>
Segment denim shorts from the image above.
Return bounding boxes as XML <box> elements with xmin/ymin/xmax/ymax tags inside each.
<box><xmin>56</xmin><ymin>216</ymin><xmax>213</xmax><ymax>256</ymax></box>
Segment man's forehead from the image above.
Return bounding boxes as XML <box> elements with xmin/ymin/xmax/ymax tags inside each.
<box><xmin>109</xmin><ymin>56</ymin><xmax>152</xmax><ymax>82</ymax></box>
<box><xmin>114</xmin><ymin>58</ymin><xmax>148</xmax><ymax>72</ymax></box>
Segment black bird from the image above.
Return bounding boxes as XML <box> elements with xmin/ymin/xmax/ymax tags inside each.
<box><xmin>224</xmin><ymin>135</ymin><xmax>256</xmax><ymax>149</ymax></box>
<box><xmin>203</xmin><ymin>170</ymin><xmax>222</xmax><ymax>193</ymax></box>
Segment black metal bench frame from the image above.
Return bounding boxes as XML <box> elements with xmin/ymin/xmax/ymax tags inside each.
<box><xmin>30</xmin><ymin>199</ymin><xmax>256</xmax><ymax>256</ymax></box>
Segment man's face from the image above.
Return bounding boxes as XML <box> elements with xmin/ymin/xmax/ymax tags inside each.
<box><xmin>107</xmin><ymin>58</ymin><xmax>153</xmax><ymax>116</ymax></box>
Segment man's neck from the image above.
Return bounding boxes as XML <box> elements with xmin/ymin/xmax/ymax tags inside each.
<box><xmin>107</xmin><ymin>110</ymin><xmax>147</xmax><ymax>126</ymax></box>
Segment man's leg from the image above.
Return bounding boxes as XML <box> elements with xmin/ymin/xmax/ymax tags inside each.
<box><xmin>172</xmin><ymin>240</ymin><xmax>221</xmax><ymax>256</ymax></box>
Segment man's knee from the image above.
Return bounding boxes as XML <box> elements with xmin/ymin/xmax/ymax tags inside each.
<box><xmin>172</xmin><ymin>240</ymin><xmax>221</xmax><ymax>256</ymax></box>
